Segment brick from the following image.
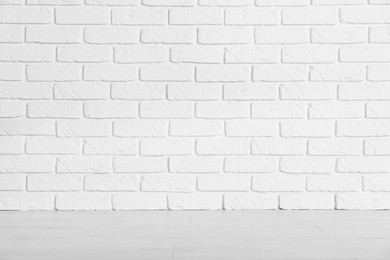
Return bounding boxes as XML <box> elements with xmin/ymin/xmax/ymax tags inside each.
<box><xmin>308</xmin><ymin>138</ymin><xmax>361</xmax><ymax>156</ymax></box>
<box><xmin>171</xmin><ymin>46</ymin><xmax>223</xmax><ymax>64</ymax></box>
<box><xmin>365</xmin><ymin>138</ymin><xmax>390</xmax><ymax>155</ymax></box>
<box><xmin>282</xmin><ymin>7</ymin><xmax>337</xmax><ymax>25</ymax></box>
<box><xmin>280</xmin><ymin>193</ymin><xmax>335</xmax><ymax>210</ymax></box>
<box><xmin>0</xmin><ymin>156</ymin><xmax>54</xmax><ymax>173</ymax></box>
<box><xmin>169</xmin><ymin>156</ymin><xmax>222</xmax><ymax>173</ymax></box>
<box><xmin>252</xmin><ymin>175</ymin><xmax>305</xmax><ymax>191</ymax></box>
<box><xmin>57</xmin><ymin>120</ymin><xmax>110</xmax><ymax>137</ymax></box>
<box><xmin>225</xmin><ymin>8</ymin><xmax>279</xmax><ymax>25</ymax></box>
<box><xmin>142</xmin><ymin>0</ymin><xmax>196</xmax><ymax>6</ymax></box>
<box><xmin>339</xmin><ymin>83</ymin><xmax>390</xmax><ymax>100</ymax></box>
<box><xmin>27</xmin><ymin>26</ymin><xmax>81</xmax><ymax>43</ymax></box>
<box><xmin>115</xmin><ymin>46</ymin><xmax>167</xmax><ymax>63</ymax></box>
<box><xmin>112</xmin><ymin>83</ymin><xmax>165</xmax><ymax>100</ymax></box>
<box><xmin>255</xmin><ymin>27</ymin><xmax>308</xmax><ymax>44</ymax></box>
<box><xmin>169</xmin><ymin>120</ymin><xmax>223</xmax><ymax>137</ymax></box>
<box><xmin>367</xmin><ymin>64</ymin><xmax>390</xmax><ymax>81</ymax></box>
<box><xmin>84</xmin><ymin>101</ymin><xmax>138</xmax><ymax>119</ymax></box>
<box><xmin>370</xmin><ymin>27</ymin><xmax>390</xmax><ymax>43</ymax></box>
<box><xmin>140</xmin><ymin>139</ymin><xmax>193</xmax><ymax>156</ymax></box>
<box><xmin>224</xmin><ymin>193</ymin><xmax>278</xmax><ymax>210</ymax></box>
<box><xmin>57</xmin><ymin>156</ymin><xmax>111</xmax><ymax>173</ymax></box>
<box><xmin>198</xmin><ymin>0</ymin><xmax>252</xmax><ymax>6</ymax></box>
<box><xmin>196</xmin><ymin>65</ymin><xmax>249</xmax><ymax>82</ymax></box>
<box><xmin>337</xmin><ymin>193</ymin><xmax>390</xmax><ymax>210</ymax></box>
<box><xmin>340</xmin><ymin>45</ymin><xmax>390</xmax><ymax>62</ymax></box>
<box><xmin>253</xmin><ymin>65</ymin><xmax>307</xmax><ymax>82</ymax></box>
<box><xmin>112</xmin><ymin>8</ymin><xmax>166</xmax><ymax>25</ymax></box>
<box><xmin>0</xmin><ymin>193</ymin><xmax>54</xmax><ymax>210</ymax></box>
<box><xmin>226</xmin><ymin>120</ymin><xmax>278</xmax><ymax>137</ymax></box>
<box><xmin>27</xmin><ymin>101</ymin><xmax>82</xmax><ymax>119</ymax></box>
<box><xmin>225</xmin><ymin>46</ymin><xmax>279</xmax><ymax>64</ymax></box>
<box><xmin>252</xmin><ymin>138</ymin><xmax>306</xmax><ymax>155</ymax></box>
<box><xmin>168</xmin><ymin>193</ymin><xmax>222</xmax><ymax>210</ymax></box>
<box><xmin>0</xmin><ymin>175</ymin><xmax>24</xmax><ymax>191</ymax></box>
<box><xmin>198</xmin><ymin>27</ymin><xmax>251</xmax><ymax>44</ymax></box>
<box><xmin>223</xmin><ymin>83</ymin><xmax>278</xmax><ymax>100</ymax></box>
<box><xmin>337</xmin><ymin>157</ymin><xmax>390</xmax><ymax>173</ymax></box>
<box><xmin>311</xmin><ymin>26</ymin><xmax>366</xmax><ymax>44</ymax></box>
<box><xmin>85</xmin><ymin>0</ymin><xmax>138</xmax><ymax>5</ymax></box>
<box><xmin>310</xmin><ymin>65</ymin><xmax>365</xmax><ymax>82</ymax></box>
<box><xmin>252</xmin><ymin>101</ymin><xmax>306</xmax><ymax>119</ymax></box>
<box><xmin>0</xmin><ymin>137</ymin><xmax>24</xmax><ymax>154</ymax></box>
<box><xmin>26</xmin><ymin>137</ymin><xmax>81</xmax><ymax>154</ymax></box>
<box><xmin>114</xmin><ymin>157</ymin><xmax>167</xmax><ymax>173</ymax></box>
<box><xmin>0</xmin><ymin>83</ymin><xmax>52</xmax><ymax>100</ymax></box>
<box><xmin>340</xmin><ymin>7</ymin><xmax>390</xmax><ymax>24</ymax></box>
<box><xmin>114</xmin><ymin>120</ymin><xmax>168</xmax><ymax>137</ymax></box>
<box><xmin>83</xmin><ymin>138</ymin><xmax>137</xmax><ymax>155</ymax></box>
<box><xmin>366</xmin><ymin>102</ymin><xmax>390</xmax><ymax>118</ymax></box>
<box><xmin>27</xmin><ymin>64</ymin><xmax>81</xmax><ymax>82</ymax></box>
<box><xmin>85</xmin><ymin>175</ymin><xmax>139</xmax><ymax>191</ymax></box>
<box><xmin>312</xmin><ymin>0</ymin><xmax>365</xmax><ymax>4</ymax></box>
<box><xmin>27</xmin><ymin>175</ymin><xmax>83</xmax><ymax>191</ymax></box>
<box><xmin>54</xmin><ymin>82</ymin><xmax>110</xmax><ymax>100</ymax></box>
<box><xmin>309</xmin><ymin>102</ymin><xmax>363</xmax><ymax>119</ymax></box>
<box><xmin>0</xmin><ymin>119</ymin><xmax>54</xmax><ymax>136</ymax></box>
<box><xmin>196</xmin><ymin>138</ymin><xmax>249</xmax><ymax>155</ymax></box>
<box><xmin>364</xmin><ymin>175</ymin><xmax>390</xmax><ymax>191</ymax></box>
<box><xmin>55</xmin><ymin>7</ymin><xmax>109</xmax><ymax>24</ymax></box>
<box><xmin>168</xmin><ymin>83</ymin><xmax>220</xmax><ymax>101</ymax></box>
<box><xmin>0</xmin><ymin>7</ymin><xmax>52</xmax><ymax>24</ymax></box>
<box><xmin>196</xmin><ymin>102</ymin><xmax>248</xmax><ymax>119</ymax></box>
<box><xmin>27</xmin><ymin>0</ymin><xmax>82</xmax><ymax>4</ymax></box>
<box><xmin>141</xmin><ymin>27</ymin><xmax>194</xmax><ymax>44</ymax></box>
<box><xmin>141</xmin><ymin>175</ymin><xmax>195</xmax><ymax>192</ymax></box>
<box><xmin>57</xmin><ymin>45</ymin><xmax>111</xmax><ymax>63</ymax></box>
<box><xmin>83</xmin><ymin>64</ymin><xmax>137</xmax><ymax>82</ymax></box>
<box><xmin>169</xmin><ymin>8</ymin><xmax>222</xmax><ymax>25</ymax></box>
<box><xmin>281</xmin><ymin>120</ymin><xmax>334</xmax><ymax>137</ymax></box>
<box><xmin>197</xmin><ymin>175</ymin><xmax>250</xmax><ymax>191</ymax></box>
<box><xmin>140</xmin><ymin>65</ymin><xmax>193</xmax><ymax>82</ymax></box>
<box><xmin>307</xmin><ymin>175</ymin><xmax>361</xmax><ymax>192</ymax></box>
<box><xmin>0</xmin><ymin>101</ymin><xmax>25</xmax><ymax>118</ymax></box>
<box><xmin>257</xmin><ymin>0</ymin><xmax>309</xmax><ymax>6</ymax></box>
<box><xmin>0</xmin><ymin>26</ymin><xmax>23</xmax><ymax>43</ymax></box>
<box><xmin>140</xmin><ymin>102</ymin><xmax>193</xmax><ymax>119</ymax></box>
<box><xmin>56</xmin><ymin>193</ymin><xmax>111</xmax><ymax>210</ymax></box>
<box><xmin>113</xmin><ymin>193</ymin><xmax>167</xmax><ymax>210</ymax></box>
<box><xmin>282</xmin><ymin>45</ymin><xmax>337</xmax><ymax>63</ymax></box>
<box><xmin>0</xmin><ymin>64</ymin><xmax>24</xmax><ymax>81</ymax></box>
<box><xmin>84</xmin><ymin>27</ymin><xmax>138</xmax><ymax>44</ymax></box>
<box><xmin>337</xmin><ymin>120</ymin><xmax>390</xmax><ymax>137</ymax></box>
<box><xmin>224</xmin><ymin>157</ymin><xmax>277</xmax><ymax>173</ymax></box>
<box><xmin>280</xmin><ymin>157</ymin><xmax>335</xmax><ymax>174</ymax></box>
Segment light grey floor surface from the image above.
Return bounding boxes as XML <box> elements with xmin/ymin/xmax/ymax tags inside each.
<box><xmin>0</xmin><ymin>211</ymin><xmax>389</xmax><ymax>260</ymax></box>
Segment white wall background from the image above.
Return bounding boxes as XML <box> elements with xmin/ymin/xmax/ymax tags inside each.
<box><xmin>0</xmin><ymin>0</ymin><xmax>390</xmax><ymax>210</ymax></box>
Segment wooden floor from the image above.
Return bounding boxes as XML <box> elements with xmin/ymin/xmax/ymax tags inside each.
<box><xmin>1</xmin><ymin>211</ymin><xmax>390</xmax><ymax>260</ymax></box>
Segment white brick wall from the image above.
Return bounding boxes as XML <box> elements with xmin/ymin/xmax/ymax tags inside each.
<box><xmin>0</xmin><ymin>0</ymin><xmax>389</xmax><ymax>211</ymax></box>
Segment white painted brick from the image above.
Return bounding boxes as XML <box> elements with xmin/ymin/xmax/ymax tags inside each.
<box><xmin>54</xmin><ymin>83</ymin><xmax>110</xmax><ymax>100</ymax></box>
<box><xmin>140</xmin><ymin>139</ymin><xmax>193</xmax><ymax>156</ymax></box>
<box><xmin>141</xmin><ymin>27</ymin><xmax>194</xmax><ymax>44</ymax></box>
<box><xmin>197</xmin><ymin>138</ymin><xmax>249</xmax><ymax>155</ymax></box>
<box><xmin>337</xmin><ymin>193</ymin><xmax>390</xmax><ymax>210</ymax></box>
<box><xmin>26</xmin><ymin>137</ymin><xmax>81</xmax><ymax>154</ymax></box>
<box><xmin>114</xmin><ymin>120</ymin><xmax>167</xmax><ymax>137</ymax></box>
<box><xmin>0</xmin><ymin>119</ymin><xmax>54</xmax><ymax>136</ymax></box>
<box><xmin>56</xmin><ymin>193</ymin><xmax>111</xmax><ymax>210</ymax></box>
<box><xmin>224</xmin><ymin>157</ymin><xmax>277</xmax><ymax>173</ymax></box>
<box><xmin>309</xmin><ymin>65</ymin><xmax>365</xmax><ymax>82</ymax></box>
<box><xmin>196</xmin><ymin>65</ymin><xmax>249</xmax><ymax>83</ymax></box>
<box><xmin>83</xmin><ymin>138</ymin><xmax>137</xmax><ymax>155</ymax></box>
<box><xmin>0</xmin><ymin>175</ymin><xmax>25</xmax><ymax>191</ymax></box>
<box><xmin>27</xmin><ymin>175</ymin><xmax>83</xmax><ymax>191</ymax></box>
<box><xmin>280</xmin><ymin>193</ymin><xmax>335</xmax><ymax>210</ymax></box>
<box><xmin>171</xmin><ymin>46</ymin><xmax>223</xmax><ymax>64</ymax></box>
<box><xmin>112</xmin><ymin>83</ymin><xmax>165</xmax><ymax>100</ymax></box>
<box><xmin>369</xmin><ymin>0</ymin><xmax>390</xmax><ymax>4</ymax></box>
<box><xmin>365</xmin><ymin>138</ymin><xmax>390</xmax><ymax>155</ymax></box>
<box><xmin>169</xmin><ymin>120</ymin><xmax>222</xmax><ymax>137</ymax></box>
<box><xmin>226</xmin><ymin>120</ymin><xmax>278</xmax><ymax>137</ymax></box>
<box><xmin>0</xmin><ymin>64</ymin><xmax>24</xmax><ymax>81</ymax></box>
<box><xmin>308</xmin><ymin>138</ymin><xmax>361</xmax><ymax>156</ymax></box>
<box><xmin>364</xmin><ymin>175</ymin><xmax>390</xmax><ymax>191</ymax></box>
<box><xmin>57</xmin><ymin>120</ymin><xmax>110</xmax><ymax>137</ymax></box>
<box><xmin>84</xmin><ymin>27</ymin><xmax>138</xmax><ymax>44</ymax></box>
<box><xmin>0</xmin><ymin>156</ymin><xmax>54</xmax><ymax>173</ymax></box>
<box><xmin>340</xmin><ymin>45</ymin><xmax>390</xmax><ymax>62</ymax></box>
<box><xmin>225</xmin><ymin>8</ymin><xmax>279</xmax><ymax>25</ymax></box>
<box><xmin>252</xmin><ymin>138</ymin><xmax>306</xmax><ymax>155</ymax></box>
<box><xmin>309</xmin><ymin>102</ymin><xmax>363</xmax><ymax>119</ymax></box>
<box><xmin>168</xmin><ymin>83</ymin><xmax>220</xmax><ymax>101</ymax></box>
<box><xmin>312</xmin><ymin>0</ymin><xmax>365</xmax><ymax>5</ymax></box>
<box><xmin>223</xmin><ymin>83</ymin><xmax>278</xmax><ymax>100</ymax></box>
<box><xmin>84</xmin><ymin>101</ymin><xmax>138</xmax><ymax>119</ymax></box>
<box><xmin>142</xmin><ymin>0</ymin><xmax>196</xmax><ymax>6</ymax></box>
<box><xmin>0</xmin><ymin>137</ymin><xmax>24</xmax><ymax>154</ymax></box>
<box><xmin>252</xmin><ymin>101</ymin><xmax>306</xmax><ymax>119</ymax></box>
<box><xmin>0</xmin><ymin>7</ymin><xmax>52</xmax><ymax>24</ymax></box>
<box><xmin>367</xmin><ymin>64</ymin><xmax>390</xmax><ymax>81</ymax></box>
<box><xmin>340</xmin><ymin>7</ymin><xmax>390</xmax><ymax>24</ymax></box>
<box><xmin>311</xmin><ymin>26</ymin><xmax>366</xmax><ymax>44</ymax></box>
<box><xmin>366</xmin><ymin>102</ymin><xmax>390</xmax><ymax>118</ymax></box>
<box><xmin>337</xmin><ymin>120</ymin><xmax>390</xmax><ymax>137</ymax></box>
<box><xmin>114</xmin><ymin>156</ymin><xmax>167</xmax><ymax>173</ymax></box>
<box><xmin>85</xmin><ymin>0</ymin><xmax>138</xmax><ymax>5</ymax></box>
<box><xmin>140</xmin><ymin>102</ymin><xmax>193</xmax><ymax>119</ymax></box>
<box><xmin>196</xmin><ymin>102</ymin><xmax>248</xmax><ymax>119</ymax></box>
<box><xmin>85</xmin><ymin>175</ymin><xmax>139</xmax><ymax>191</ymax></box>
<box><xmin>0</xmin><ymin>101</ymin><xmax>25</xmax><ymax>118</ymax></box>
<box><xmin>281</xmin><ymin>157</ymin><xmax>335</xmax><ymax>174</ymax></box>
<box><xmin>27</xmin><ymin>64</ymin><xmax>81</xmax><ymax>82</ymax></box>
<box><xmin>370</xmin><ymin>27</ymin><xmax>390</xmax><ymax>43</ymax></box>
<box><xmin>0</xmin><ymin>193</ymin><xmax>54</xmax><ymax>210</ymax></box>
<box><xmin>0</xmin><ymin>0</ymin><xmax>23</xmax><ymax>4</ymax></box>
<box><xmin>0</xmin><ymin>25</ymin><xmax>23</xmax><ymax>43</ymax></box>
<box><xmin>224</xmin><ymin>193</ymin><xmax>278</xmax><ymax>210</ymax></box>
<box><xmin>55</xmin><ymin>7</ymin><xmax>109</xmax><ymax>25</ymax></box>
<box><xmin>112</xmin><ymin>8</ymin><xmax>166</xmax><ymax>25</ymax></box>
<box><xmin>225</xmin><ymin>46</ymin><xmax>279</xmax><ymax>64</ymax></box>
<box><xmin>142</xmin><ymin>175</ymin><xmax>195</xmax><ymax>192</ymax></box>
<box><xmin>198</xmin><ymin>0</ymin><xmax>252</xmax><ymax>6</ymax></box>
<box><xmin>252</xmin><ymin>175</ymin><xmax>305</xmax><ymax>192</ymax></box>
<box><xmin>282</xmin><ymin>7</ymin><xmax>337</xmax><ymax>25</ymax></box>
<box><xmin>113</xmin><ymin>193</ymin><xmax>167</xmax><ymax>210</ymax></box>
<box><xmin>0</xmin><ymin>45</ymin><xmax>54</xmax><ymax>62</ymax></box>
<box><xmin>307</xmin><ymin>175</ymin><xmax>361</xmax><ymax>192</ymax></box>
<box><xmin>140</xmin><ymin>65</ymin><xmax>192</xmax><ymax>82</ymax></box>
<box><xmin>26</xmin><ymin>26</ymin><xmax>81</xmax><ymax>44</ymax></box>
<box><xmin>168</xmin><ymin>193</ymin><xmax>222</xmax><ymax>210</ymax></box>
<box><xmin>256</xmin><ymin>0</ymin><xmax>309</xmax><ymax>6</ymax></box>
<box><xmin>282</xmin><ymin>45</ymin><xmax>337</xmax><ymax>64</ymax></box>
<box><xmin>83</xmin><ymin>64</ymin><xmax>137</xmax><ymax>82</ymax></box>
<box><xmin>169</xmin><ymin>156</ymin><xmax>222</xmax><ymax>173</ymax></box>
<box><xmin>169</xmin><ymin>8</ymin><xmax>222</xmax><ymax>25</ymax></box>
<box><xmin>281</xmin><ymin>120</ymin><xmax>334</xmax><ymax>137</ymax></box>
<box><xmin>0</xmin><ymin>83</ymin><xmax>52</xmax><ymax>100</ymax></box>
<box><xmin>28</xmin><ymin>101</ymin><xmax>82</xmax><ymax>119</ymax></box>
<box><xmin>198</xmin><ymin>27</ymin><xmax>251</xmax><ymax>44</ymax></box>
<box><xmin>253</xmin><ymin>65</ymin><xmax>307</xmax><ymax>82</ymax></box>
<box><xmin>57</xmin><ymin>156</ymin><xmax>111</xmax><ymax>173</ymax></box>
<box><xmin>337</xmin><ymin>157</ymin><xmax>390</xmax><ymax>173</ymax></box>
<box><xmin>255</xmin><ymin>27</ymin><xmax>308</xmax><ymax>44</ymax></box>
<box><xmin>339</xmin><ymin>83</ymin><xmax>390</xmax><ymax>100</ymax></box>
<box><xmin>27</xmin><ymin>0</ymin><xmax>81</xmax><ymax>5</ymax></box>
<box><xmin>57</xmin><ymin>45</ymin><xmax>111</xmax><ymax>63</ymax></box>
<box><xmin>197</xmin><ymin>175</ymin><xmax>250</xmax><ymax>191</ymax></box>
<box><xmin>115</xmin><ymin>46</ymin><xmax>167</xmax><ymax>63</ymax></box>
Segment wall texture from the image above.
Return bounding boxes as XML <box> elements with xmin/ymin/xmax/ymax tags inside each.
<box><xmin>0</xmin><ymin>0</ymin><xmax>390</xmax><ymax>210</ymax></box>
